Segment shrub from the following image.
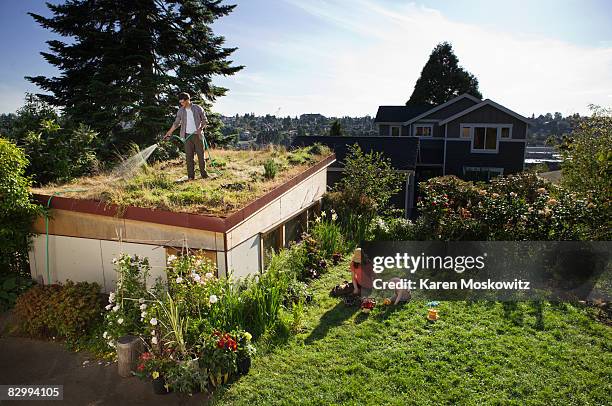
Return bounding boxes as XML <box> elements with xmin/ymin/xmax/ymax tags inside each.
<box><xmin>14</xmin><ymin>281</ymin><xmax>103</xmax><ymax>339</ymax></box>
<box><xmin>417</xmin><ymin>172</ymin><xmax>609</xmax><ymax>241</ymax></box>
<box><xmin>0</xmin><ymin>138</ymin><xmax>41</xmax><ymax>275</ymax></box>
<box><xmin>370</xmin><ymin>216</ymin><xmax>416</xmax><ymax>241</ymax></box>
<box><xmin>560</xmin><ymin>105</ymin><xmax>611</xmax><ymax>203</ymax></box>
<box><xmin>0</xmin><ymin>273</ymin><xmax>34</xmax><ymax>312</ymax></box>
<box><xmin>5</xmin><ymin>95</ymin><xmax>98</xmax><ymax>185</ymax></box>
<box><xmin>263</xmin><ymin>158</ymin><xmax>278</xmax><ymax>179</ymax></box>
<box><xmin>325</xmin><ymin>144</ymin><xmax>404</xmax><ymax>243</ymax></box>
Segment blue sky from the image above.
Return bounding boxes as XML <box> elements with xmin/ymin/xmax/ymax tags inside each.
<box><xmin>1</xmin><ymin>0</ymin><xmax>611</xmax><ymax>117</ymax></box>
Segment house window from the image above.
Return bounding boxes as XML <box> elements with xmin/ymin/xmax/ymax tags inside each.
<box><xmin>463</xmin><ymin>167</ymin><xmax>504</xmax><ymax>182</ymax></box>
<box><xmin>390</xmin><ymin>126</ymin><xmax>400</xmax><ymax>137</ymax></box>
<box><xmin>285</xmin><ymin>210</ymin><xmax>308</xmax><ymax>247</ymax></box>
<box><xmin>473</xmin><ymin>126</ymin><xmax>498</xmax><ymax>152</ymax></box>
<box><xmin>262</xmin><ymin>225</ymin><xmax>283</xmax><ymax>269</ymax></box>
<box><xmin>413</xmin><ymin>124</ymin><xmax>433</xmax><ymax>137</ymax></box>
<box><xmin>165</xmin><ymin>248</ymin><xmax>218</xmax><ymax>276</ymax></box>
<box><xmin>461</xmin><ymin>124</ymin><xmax>512</xmax><ymax>152</ymax></box>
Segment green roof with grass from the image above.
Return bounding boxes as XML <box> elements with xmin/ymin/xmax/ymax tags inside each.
<box><xmin>33</xmin><ymin>145</ymin><xmax>331</xmax><ymax>216</ymax></box>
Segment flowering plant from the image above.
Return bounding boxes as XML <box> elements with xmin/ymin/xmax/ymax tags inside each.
<box><xmin>102</xmin><ymin>254</ymin><xmax>150</xmax><ymax>349</ymax></box>
<box><xmin>134</xmin><ymin>351</ymin><xmax>173</xmax><ymax>381</ymax></box>
<box><xmin>200</xmin><ymin>330</ymin><xmax>239</xmax><ymax>379</ymax></box>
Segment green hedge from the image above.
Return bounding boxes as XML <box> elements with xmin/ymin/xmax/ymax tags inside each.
<box><xmin>0</xmin><ymin>138</ymin><xmax>41</xmax><ymax>275</ymax></box>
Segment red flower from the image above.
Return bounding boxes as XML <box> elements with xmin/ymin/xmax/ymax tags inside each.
<box><xmin>140</xmin><ymin>352</ymin><xmax>153</xmax><ymax>361</ymax></box>
<box><xmin>137</xmin><ymin>363</ymin><xmax>145</xmax><ymax>372</ymax></box>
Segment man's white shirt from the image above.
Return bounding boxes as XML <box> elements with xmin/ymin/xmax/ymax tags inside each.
<box><xmin>185</xmin><ymin>107</ymin><xmax>197</xmax><ymax>134</ymax></box>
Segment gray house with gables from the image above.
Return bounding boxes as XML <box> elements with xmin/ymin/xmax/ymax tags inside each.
<box><xmin>293</xmin><ymin>93</ymin><xmax>530</xmax><ymax>217</ymax></box>
<box><xmin>375</xmin><ymin>93</ymin><xmax>529</xmax><ymax>183</ymax></box>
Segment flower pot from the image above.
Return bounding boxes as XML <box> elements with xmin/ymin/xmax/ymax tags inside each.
<box><xmin>152</xmin><ymin>376</ymin><xmax>169</xmax><ymax>395</ymax></box>
<box><xmin>237</xmin><ymin>357</ymin><xmax>251</xmax><ymax>375</ymax></box>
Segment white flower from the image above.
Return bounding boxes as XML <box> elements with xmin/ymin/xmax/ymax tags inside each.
<box><xmin>315</xmin><ymin>216</ymin><xmax>321</xmax><ymax>223</ymax></box>
<box><xmin>117</xmin><ymin>318</ymin><xmax>124</xmax><ymax>325</ymax></box>
<box><xmin>138</xmin><ymin>298</ymin><xmax>145</xmax><ymax>304</ymax></box>
<box><xmin>205</xmin><ymin>272</ymin><xmax>214</xmax><ymax>280</ymax></box>
<box><xmin>176</xmin><ymin>276</ymin><xmax>183</xmax><ymax>284</ymax></box>
<box><xmin>111</xmin><ymin>258</ymin><xmax>118</xmax><ymax>264</ymax></box>
<box><xmin>321</xmin><ymin>211</ymin><xmax>326</xmax><ymax>217</ymax></box>
<box><xmin>151</xmin><ymin>336</ymin><xmax>158</xmax><ymax>345</ymax></box>
<box><xmin>209</xmin><ymin>294</ymin><xmax>218</xmax><ymax>304</ymax></box>
<box><xmin>105</xmin><ymin>304</ymin><xmax>112</xmax><ymax>310</ymax></box>
<box><xmin>150</xmin><ymin>318</ymin><xmax>158</xmax><ymax>326</ymax></box>
<box><xmin>102</xmin><ymin>331</ymin><xmax>108</xmax><ymax>339</ymax></box>
<box><xmin>331</xmin><ymin>212</ymin><xmax>338</xmax><ymax>221</ymax></box>
<box><xmin>151</xmin><ymin>330</ymin><xmax>156</xmax><ymax>336</ymax></box>
<box><xmin>192</xmin><ymin>273</ymin><xmax>201</xmax><ymax>282</ymax></box>
<box><xmin>141</xmin><ymin>311</ymin><xmax>147</xmax><ymax>318</ymax></box>
<box><xmin>140</xmin><ymin>303</ymin><xmax>147</xmax><ymax>310</ymax></box>
<box><xmin>108</xmin><ymin>292</ymin><xmax>116</xmax><ymax>303</ymax></box>
<box><xmin>108</xmin><ymin>341</ymin><xmax>115</xmax><ymax>348</ymax></box>
<box><xmin>112</xmin><ymin>305</ymin><xmax>120</xmax><ymax>312</ymax></box>
<box><xmin>167</xmin><ymin>254</ymin><xmax>177</xmax><ymax>265</ymax></box>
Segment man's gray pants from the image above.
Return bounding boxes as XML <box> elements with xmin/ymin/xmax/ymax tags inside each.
<box><xmin>184</xmin><ymin>133</ymin><xmax>207</xmax><ymax>179</ymax></box>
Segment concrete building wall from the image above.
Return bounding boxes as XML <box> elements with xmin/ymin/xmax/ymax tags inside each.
<box><xmin>225</xmin><ymin>168</ymin><xmax>327</xmax><ymax>251</ymax></box>
<box><xmin>226</xmin><ymin>234</ymin><xmax>261</xmax><ymax>279</ymax></box>
<box><xmin>29</xmin><ymin>235</ymin><xmax>167</xmax><ymax>292</ymax></box>
<box><xmin>32</xmin><ymin>209</ymin><xmax>223</xmax><ymax>251</ymax></box>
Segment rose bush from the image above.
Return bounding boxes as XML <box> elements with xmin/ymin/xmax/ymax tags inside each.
<box><xmin>416</xmin><ymin>173</ymin><xmax>609</xmax><ymax>241</ymax></box>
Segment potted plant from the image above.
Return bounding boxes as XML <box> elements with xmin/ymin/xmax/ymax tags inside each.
<box><xmin>200</xmin><ymin>331</ymin><xmax>238</xmax><ymax>386</ymax></box>
<box><xmin>134</xmin><ymin>352</ymin><xmax>173</xmax><ymax>395</ymax></box>
<box><xmin>235</xmin><ymin>330</ymin><xmax>256</xmax><ymax>376</ymax></box>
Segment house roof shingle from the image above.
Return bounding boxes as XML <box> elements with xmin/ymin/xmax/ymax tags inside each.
<box><xmin>374</xmin><ymin>104</ymin><xmax>433</xmax><ymax>123</ymax></box>
<box><xmin>292</xmin><ymin>136</ymin><xmax>419</xmax><ymax>170</ymax></box>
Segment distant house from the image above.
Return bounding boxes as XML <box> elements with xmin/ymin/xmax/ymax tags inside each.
<box><xmin>293</xmin><ymin>93</ymin><xmax>530</xmax><ymax>217</ymax></box>
<box><xmin>374</xmin><ymin>93</ymin><xmax>530</xmax><ymax>183</ymax></box>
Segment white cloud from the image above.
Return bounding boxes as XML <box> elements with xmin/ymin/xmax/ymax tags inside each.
<box><xmin>213</xmin><ymin>0</ymin><xmax>612</xmax><ymax>117</ymax></box>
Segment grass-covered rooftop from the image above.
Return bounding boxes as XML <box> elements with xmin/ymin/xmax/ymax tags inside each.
<box><xmin>32</xmin><ymin>144</ymin><xmax>332</xmax><ymax>217</ymax></box>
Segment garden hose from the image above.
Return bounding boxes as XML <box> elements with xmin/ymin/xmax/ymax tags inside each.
<box><xmin>45</xmin><ymin>189</ymin><xmax>88</xmax><ymax>284</ymax></box>
<box><xmin>168</xmin><ymin>132</ymin><xmax>219</xmax><ymax>174</ymax></box>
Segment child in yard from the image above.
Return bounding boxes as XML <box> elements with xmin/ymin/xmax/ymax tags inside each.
<box><xmin>350</xmin><ymin>248</ymin><xmax>374</xmax><ymax>298</ymax></box>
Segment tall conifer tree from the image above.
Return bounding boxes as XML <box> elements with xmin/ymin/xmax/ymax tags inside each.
<box><xmin>407</xmin><ymin>42</ymin><xmax>482</xmax><ymax>106</ymax></box>
<box><xmin>27</xmin><ymin>0</ymin><xmax>243</xmax><ymax>152</ymax></box>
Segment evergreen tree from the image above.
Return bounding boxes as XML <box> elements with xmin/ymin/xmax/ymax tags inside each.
<box><xmin>27</xmin><ymin>0</ymin><xmax>243</xmax><ymax>155</ymax></box>
<box><xmin>407</xmin><ymin>42</ymin><xmax>482</xmax><ymax>106</ymax></box>
<box><xmin>329</xmin><ymin>120</ymin><xmax>343</xmax><ymax>136</ymax></box>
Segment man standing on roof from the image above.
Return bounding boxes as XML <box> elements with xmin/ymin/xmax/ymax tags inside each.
<box><xmin>163</xmin><ymin>92</ymin><xmax>209</xmax><ymax>180</ymax></box>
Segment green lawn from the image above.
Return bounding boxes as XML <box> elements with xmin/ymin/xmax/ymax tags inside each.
<box><xmin>213</xmin><ymin>260</ymin><xmax>612</xmax><ymax>405</ymax></box>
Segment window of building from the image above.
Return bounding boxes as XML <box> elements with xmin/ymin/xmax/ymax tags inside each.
<box><xmin>461</xmin><ymin>124</ymin><xmax>512</xmax><ymax>152</ymax></box>
<box><xmin>285</xmin><ymin>210</ymin><xmax>308</xmax><ymax>247</ymax></box>
<box><xmin>262</xmin><ymin>225</ymin><xmax>283</xmax><ymax>269</ymax></box>
<box><xmin>390</xmin><ymin>126</ymin><xmax>400</xmax><ymax>137</ymax></box>
<box><xmin>413</xmin><ymin>124</ymin><xmax>433</xmax><ymax>137</ymax></box>
<box><xmin>463</xmin><ymin>166</ymin><xmax>504</xmax><ymax>182</ymax></box>
<box><xmin>165</xmin><ymin>247</ymin><xmax>218</xmax><ymax>276</ymax></box>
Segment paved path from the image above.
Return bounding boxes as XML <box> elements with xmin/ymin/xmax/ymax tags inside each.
<box><xmin>0</xmin><ymin>337</ymin><xmax>209</xmax><ymax>405</ymax></box>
